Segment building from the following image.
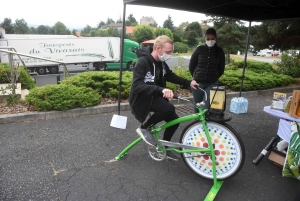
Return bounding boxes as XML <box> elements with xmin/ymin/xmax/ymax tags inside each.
<box><xmin>100</xmin><ymin>23</ymin><xmax>123</xmax><ymax>31</ymax></box>
<box><xmin>99</xmin><ymin>23</ymin><xmax>135</xmax><ymax>35</ymax></box>
<box><xmin>140</xmin><ymin>17</ymin><xmax>157</xmax><ymax>26</ymax></box>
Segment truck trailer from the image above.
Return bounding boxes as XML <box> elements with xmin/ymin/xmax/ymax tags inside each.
<box><xmin>0</xmin><ymin>29</ymin><xmax>139</xmax><ymax>75</ymax></box>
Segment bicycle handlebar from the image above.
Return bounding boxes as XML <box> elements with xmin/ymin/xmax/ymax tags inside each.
<box><xmin>173</xmin><ymin>85</ymin><xmax>207</xmax><ymax>109</ymax></box>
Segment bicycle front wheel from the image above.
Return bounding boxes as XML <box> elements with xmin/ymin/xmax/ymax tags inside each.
<box><xmin>180</xmin><ymin>121</ymin><xmax>245</xmax><ymax>180</ymax></box>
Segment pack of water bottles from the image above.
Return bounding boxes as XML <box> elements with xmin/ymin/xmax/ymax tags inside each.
<box><xmin>230</xmin><ymin>97</ymin><xmax>248</xmax><ymax>114</ymax></box>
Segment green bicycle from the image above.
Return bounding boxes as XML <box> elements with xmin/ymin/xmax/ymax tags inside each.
<box><xmin>115</xmin><ymin>87</ymin><xmax>245</xmax><ymax>201</ymax></box>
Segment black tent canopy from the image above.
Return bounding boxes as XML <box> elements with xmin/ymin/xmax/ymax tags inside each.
<box><xmin>123</xmin><ymin>0</ymin><xmax>299</xmax><ymax>21</ymax></box>
<box><xmin>116</xmin><ymin>0</ymin><xmax>300</xmax><ymax>114</ymax></box>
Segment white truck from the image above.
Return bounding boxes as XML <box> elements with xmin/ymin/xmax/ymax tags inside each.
<box><xmin>0</xmin><ymin>28</ymin><xmax>139</xmax><ymax>75</ymax></box>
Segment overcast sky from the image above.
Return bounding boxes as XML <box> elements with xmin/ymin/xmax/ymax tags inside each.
<box><xmin>1</xmin><ymin>0</ymin><xmax>212</xmax><ymax>29</ymax></box>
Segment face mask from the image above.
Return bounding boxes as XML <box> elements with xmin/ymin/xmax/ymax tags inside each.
<box><xmin>158</xmin><ymin>53</ymin><xmax>171</xmax><ymax>62</ymax></box>
<box><xmin>206</xmin><ymin>40</ymin><xmax>216</xmax><ymax>47</ymax></box>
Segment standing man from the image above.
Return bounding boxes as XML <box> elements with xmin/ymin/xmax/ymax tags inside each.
<box><xmin>129</xmin><ymin>35</ymin><xmax>198</xmax><ymax>160</ymax></box>
<box><xmin>189</xmin><ymin>28</ymin><xmax>225</xmax><ymax>113</ymax></box>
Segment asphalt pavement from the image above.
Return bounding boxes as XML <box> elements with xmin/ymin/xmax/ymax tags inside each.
<box><xmin>1</xmin><ymin>89</ymin><xmax>300</xmax><ymax>201</ymax></box>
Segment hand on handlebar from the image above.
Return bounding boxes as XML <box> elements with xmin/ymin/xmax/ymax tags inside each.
<box><xmin>190</xmin><ymin>80</ymin><xmax>199</xmax><ymax>89</ymax></box>
<box><xmin>162</xmin><ymin>88</ymin><xmax>174</xmax><ymax>99</ymax></box>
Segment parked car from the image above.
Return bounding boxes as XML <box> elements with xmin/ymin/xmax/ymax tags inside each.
<box><xmin>272</xmin><ymin>52</ymin><xmax>279</xmax><ymax>56</ymax></box>
<box><xmin>256</xmin><ymin>52</ymin><xmax>263</xmax><ymax>56</ymax></box>
<box><xmin>264</xmin><ymin>51</ymin><xmax>272</xmax><ymax>57</ymax></box>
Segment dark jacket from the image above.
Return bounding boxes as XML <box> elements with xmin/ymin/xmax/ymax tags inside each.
<box><xmin>189</xmin><ymin>44</ymin><xmax>225</xmax><ymax>84</ymax></box>
<box><xmin>129</xmin><ymin>47</ymin><xmax>191</xmax><ymax>123</ymax></box>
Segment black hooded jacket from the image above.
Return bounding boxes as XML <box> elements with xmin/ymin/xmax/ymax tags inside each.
<box><xmin>129</xmin><ymin>47</ymin><xmax>191</xmax><ymax>123</ymax></box>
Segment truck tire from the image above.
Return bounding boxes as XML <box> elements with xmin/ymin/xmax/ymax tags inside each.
<box><xmin>47</xmin><ymin>66</ymin><xmax>58</xmax><ymax>74</ymax></box>
<box><xmin>37</xmin><ymin>67</ymin><xmax>47</xmax><ymax>75</ymax></box>
<box><xmin>127</xmin><ymin>62</ymin><xmax>134</xmax><ymax>71</ymax></box>
<box><xmin>95</xmin><ymin>63</ymin><xmax>106</xmax><ymax>71</ymax></box>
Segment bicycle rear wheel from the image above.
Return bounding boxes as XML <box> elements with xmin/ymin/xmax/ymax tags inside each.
<box><xmin>180</xmin><ymin>120</ymin><xmax>245</xmax><ymax>180</ymax></box>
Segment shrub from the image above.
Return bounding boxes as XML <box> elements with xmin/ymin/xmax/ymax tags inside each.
<box><xmin>25</xmin><ymin>84</ymin><xmax>100</xmax><ymax>111</ymax></box>
<box><xmin>60</xmin><ymin>71</ymin><xmax>132</xmax><ymax>99</ymax></box>
<box><xmin>275</xmin><ymin>52</ymin><xmax>300</xmax><ymax>78</ymax></box>
<box><xmin>173</xmin><ymin>33</ymin><xmax>182</xmax><ymax>42</ymax></box>
<box><xmin>0</xmin><ymin>63</ymin><xmax>36</xmax><ymax>90</ymax></box>
<box><xmin>231</xmin><ymin>61</ymin><xmax>276</xmax><ymax>73</ymax></box>
<box><xmin>174</xmin><ymin>42</ymin><xmax>189</xmax><ymax>53</ymax></box>
<box><xmin>219</xmin><ymin>70</ymin><xmax>293</xmax><ymax>91</ymax></box>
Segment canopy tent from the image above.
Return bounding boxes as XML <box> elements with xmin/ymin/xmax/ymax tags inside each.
<box><xmin>116</xmin><ymin>0</ymin><xmax>300</xmax><ymax>114</ymax></box>
<box><xmin>123</xmin><ymin>0</ymin><xmax>299</xmax><ymax>21</ymax></box>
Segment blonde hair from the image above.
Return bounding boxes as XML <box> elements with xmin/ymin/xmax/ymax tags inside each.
<box><xmin>153</xmin><ymin>35</ymin><xmax>173</xmax><ymax>49</ymax></box>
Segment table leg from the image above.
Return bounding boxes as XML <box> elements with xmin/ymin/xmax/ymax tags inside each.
<box><xmin>253</xmin><ymin>136</ymin><xmax>278</xmax><ymax>165</ymax></box>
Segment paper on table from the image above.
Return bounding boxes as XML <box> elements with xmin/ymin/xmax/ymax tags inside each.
<box><xmin>110</xmin><ymin>114</ymin><xmax>127</xmax><ymax>129</ymax></box>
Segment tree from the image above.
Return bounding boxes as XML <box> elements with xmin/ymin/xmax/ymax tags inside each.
<box><xmin>132</xmin><ymin>25</ymin><xmax>155</xmax><ymax>43</ymax></box>
<box><xmin>81</xmin><ymin>24</ymin><xmax>92</xmax><ymax>36</ymax></box>
<box><xmin>163</xmin><ymin>15</ymin><xmax>175</xmax><ymax>32</ymax></box>
<box><xmin>125</xmin><ymin>14</ymin><xmax>138</xmax><ymax>26</ymax></box>
<box><xmin>106</xmin><ymin>18</ymin><xmax>115</xmax><ymax>25</ymax></box>
<box><xmin>155</xmin><ymin>27</ymin><xmax>173</xmax><ymax>39</ymax></box>
<box><xmin>116</xmin><ymin>16</ymin><xmax>122</xmax><ymax>23</ymax></box>
<box><xmin>173</xmin><ymin>33</ymin><xmax>182</xmax><ymax>42</ymax></box>
<box><xmin>97</xmin><ymin>21</ymin><xmax>106</xmax><ymax>29</ymax></box>
<box><xmin>184</xmin><ymin>22</ymin><xmax>203</xmax><ymax>38</ymax></box>
<box><xmin>95</xmin><ymin>29</ymin><xmax>109</xmax><ymax>37</ymax></box>
<box><xmin>207</xmin><ymin>16</ymin><xmax>246</xmax><ymax>61</ymax></box>
<box><xmin>37</xmin><ymin>25</ymin><xmax>50</xmax><ymax>34</ymax></box>
<box><xmin>72</xmin><ymin>29</ymin><xmax>78</xmax><ymax>36</ymax></box>
<box><xmin>250</xmin><ymin>20</ymin><xmax>300</xmax><ymax>51</ymax></box>
<box><xmin>107</xmin><ymin>27</ymin><xmax>120</xmax><ymax>37</ymax></box>
<box><xmin>0</xmin><ymin>18</ymin><xmax>14</xmax><ymax>34</ymax></box>
<box><xmin>29</xmin><ymin>27</ymin><xmax>37</xmax><ymax>34</ymax></box>
<box><xmin>217</xmin><ymin>23</ymin><xmax>245</xmax><ymax>59</ymax></box>
<box><xmin>186</xmin><ymin>30</ymin><xmax>198</xmax><ymax>45</ymax></box>
<box><xmin>14</xmin><ymin>19</ymin><xmax>29</xmax><ymax>34</ymax></box>
<box><xmin>53</xmin><ymin>21</ymin><xmax>69</xmax><ymax>35</ymax></box>
<box><xmin>176</xmin><ymin>22</ymin><xmax>189</xmax><ymax>38</ymax></box>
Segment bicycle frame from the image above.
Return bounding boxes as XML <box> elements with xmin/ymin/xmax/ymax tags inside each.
<box><xmin>115</xmin><ymin>104</ymin><xmax>223</xmax><ymax>201</ymax></box>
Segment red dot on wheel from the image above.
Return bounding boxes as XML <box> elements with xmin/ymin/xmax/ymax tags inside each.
<box><xmin>214</xmin><ymin>150</ymin><xmax>220</xmax><ymax>155</ymax></box>
<box><xmin>203</xmin><ymin>143</ymin><xmax>208</xmax><ymax>148</ymax></box>
<box><xmin>204</xmin><ymin>155</ymin><xmax>209</xmax><ymax>160</ymax></box>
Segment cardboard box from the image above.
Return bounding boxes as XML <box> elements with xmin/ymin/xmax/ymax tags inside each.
<box><xmin>268</xmin><ymin>149</ymin><xmax>286</xmax><ymax>167</ymax></box>
<box><xmin>289</xmin><ymin>90</ymin><xmax>300</xmax><ymax>118</ymax></box>
<box><xmin>271</xmin><ymin>92</ymin><xmax>287</xmax><ymax>111</ymax></box>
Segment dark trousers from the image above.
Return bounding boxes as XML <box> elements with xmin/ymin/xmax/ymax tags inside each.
<box><xmin>143</xmin><ymin>96</ymin><xmax>179</xmax><ymax>141</ymax></box>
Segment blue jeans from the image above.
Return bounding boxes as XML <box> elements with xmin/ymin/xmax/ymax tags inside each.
<box><xmin>191</xmin><ymin>82</ymin><xmax>218</xmax><ymax>113</ymax></box>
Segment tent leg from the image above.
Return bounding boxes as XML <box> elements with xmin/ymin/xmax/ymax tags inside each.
<box><xmin>117</xmin><ymin>3</ymin><xmax>127</xmax><ymax>115</ymax></box>
<box><xmin>239</xmin><ymin>21</ymin><xmax>252</xmax><ymax>97</ymax></box>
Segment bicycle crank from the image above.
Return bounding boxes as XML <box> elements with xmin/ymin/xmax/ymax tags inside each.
<box><xmin>147</xmin><ymin>145</ymin><xmax>166</xmax><ymax>161</ymax></box>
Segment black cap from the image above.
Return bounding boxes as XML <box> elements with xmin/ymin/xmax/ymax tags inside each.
<box><xmin>205</xmin><ymin>28</ymin><xmax>217</xmax><ymax>37</ymax></box>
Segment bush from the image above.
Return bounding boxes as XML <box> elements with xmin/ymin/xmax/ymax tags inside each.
<box><xmin>0</xmin><ymin>63</ymin><xmax>36</xmax><ymax>90</ymax></box>
<box><xmin>174</xmin><ymin>42</ymin><xmax>189</xmax><ymax>53</ymax></box>
<box><xmin>219</xmin><ymin>69</ymin><xmax>293</xmax><ymax>91</ymax></box>
<box><xmin>275</xmin><ymin>52</ymin><xmax>300</xmax><ymax>78</ymax></box>
<box><xmin>173</xmin><ymin>33</ymin><xmax>182</xmax><ymax>42</ymax></box>
<box><xmin>60</xmin><ymin>71</ymin><xmax>132</xmax><ymax>99</ymax></box>
<box><xmin>25</xmin><ymin>84</ymin><xmax>100</xmax><ymax>111</ymax></box>
<box><xmin>231</xmin><ymin>61</ymin><xmax>276</xmax><ymax>73</ymax></box>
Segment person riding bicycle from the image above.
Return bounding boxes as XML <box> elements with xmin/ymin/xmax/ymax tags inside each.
<box><xmin>129</xmin><ymin>35</ymin><xmax>198</xmax><ymax>160</ymax></box>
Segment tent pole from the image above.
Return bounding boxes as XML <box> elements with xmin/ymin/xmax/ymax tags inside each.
<box><xmin>239</xmin><ymin>21</ymin><xmax>252</xmax><ymax>97</ymax></box>
<box><xmin>117</xmin><ymin>3</ymin><xmax>127</xmax><ymax>115</ymax></box>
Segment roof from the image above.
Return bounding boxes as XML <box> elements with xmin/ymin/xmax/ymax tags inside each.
<box><xmin>123</xmin><ymin>0</ymin><xmax>299</xmax><ymax>21</ymax></box>
<box><xmin>141</xmin><ymin>39</ymin><xmax>156</xmax><ymax>44</ymax></box>
<box><xmin>126</xmin><ymin>26</ymin><xmax>135</xmax><ymax>34</ymax></box>
<box><xmin>100</xmin><ymin>23</ymin><xmax>123</xmax><ymax>29</ymax></box>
